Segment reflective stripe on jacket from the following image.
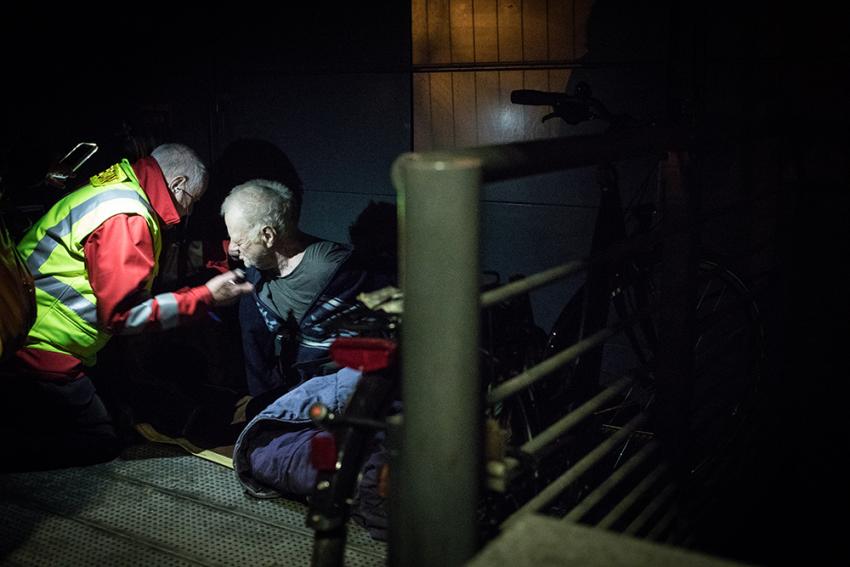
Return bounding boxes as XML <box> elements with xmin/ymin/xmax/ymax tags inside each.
<box><xmin>16</xmin><ymin>160</ymin><xmax>161</xmax><ymax>365</ymax></box>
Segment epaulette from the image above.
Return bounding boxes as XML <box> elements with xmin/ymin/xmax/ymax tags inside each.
<box><xmin>90</xmin><ymin>163</ymin><xmax>129</xmax><ymax>187</ymax></box>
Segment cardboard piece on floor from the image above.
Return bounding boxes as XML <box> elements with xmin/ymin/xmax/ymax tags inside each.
<box><xmin>135</xmin><ymin>422</ymin><xmax>234</xmax><ymax>469</ymax></box>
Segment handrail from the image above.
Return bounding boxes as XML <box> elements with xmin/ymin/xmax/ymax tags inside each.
<box><xmin>519</xmin><ymin>375</ymin><xmax>634</xmax><ymax>457</ymax></box>
<box><xmin>392</xmin><ymin>125</ymin><xmax>680</xmax><ymax>188</ymax></box>
<box><xmin>480</xmin><ymin>260</ymin><xmax>587</xmax><ymax>309</ymax></box>
<box><xmin>391</xmin><ymin>125</ymin><xmax>690</xmax><ymax>567</ymax></box>
<box><xmin>501</xmin><ymin>413</ymin><xmax>649</xmax><ymax>530</ymax></box>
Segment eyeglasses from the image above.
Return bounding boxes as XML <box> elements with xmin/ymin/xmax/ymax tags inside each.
<box><xmin>173</xmin><ymin>187</ymin><xmax>201</xmax><ymax>207</ymax></box>
<box><xmin>170</xmin><ymin>175</ymin><xmax>203</xmax><ymax>211</ymax></box>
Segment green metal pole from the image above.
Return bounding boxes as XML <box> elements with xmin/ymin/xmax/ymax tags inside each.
<box><xmin>392</xmin><ymin>152</ymin><xmax>482</xmax><ymax>567</ymax></box>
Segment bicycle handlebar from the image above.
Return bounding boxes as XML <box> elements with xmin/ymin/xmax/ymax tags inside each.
<box><xmin>510</xmin><ymin>81</ymin><xmax>619</xmax><ymax>126</ymax></box>
<box><xmin>510</xmin><ymin>89</ymin><xmax>571</xmax><ymax>107</ymax></box>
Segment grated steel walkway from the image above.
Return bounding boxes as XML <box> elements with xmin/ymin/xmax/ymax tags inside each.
<box><xmin>0</xmin><ymin>443</ymin><xmax>386</xmax><ymax>566</ymax></box>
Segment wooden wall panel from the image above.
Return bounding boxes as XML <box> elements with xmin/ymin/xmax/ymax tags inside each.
<box><xmin>524</xmin><ymin>69</ymin><xmax>551</xmax><ymax>139</ymax></box>
<box><xmin>574</xmin><ymin>0</ymin><xmax>593</xmax><ymax>58</ymax></box>
<box><xmin>451</xmin><ymin>0</ymin><xmax>476</xmax><ymax>62</ymax></box>
<box><xmin>427</xmin><ymin>0</ymin><xmax>453</xmax><ymax>64</ymax></box>
<box><xmin>473</xmin><ymin>0</ymin><xmax>499</xmax><ymax>62</ymax></box>
<box><xmin>475</xmin><ymin>71</ymin><xmax>501</xmax><ymax>145</ymax></box>
<box><xmin>413</xmin><ymin>1</ymin><xmax>587</xmax><ymax>150</ymax></box>
<box><xmin>497</xmin><ymin>0</ymin><xmax>523</xmax><ymax>62</ymax></box>
<box><xmin>430</xmin><ymin>72</ymin><xmax>455</xmax><ymax>149</ymax></box>
<box><xmin>415</xmin><ymin>0</ymin><xmax>583</xmax><ymax>65</ymax></box>
<box><xmin>547</xmin><ymin>67</ymin><xmax>572</xmax><ymax>93</ymax></box>
<box><xmin>548</xmin><ymin>0</ymin><xmax>574</xmax><ymax>60</ymax></box>
<box><xmin>498</xmin><ymin>70</ymin><xmax>525</xmax><ymax>140</ymax></box>
<box><xmin>523</xmin><ymin>0</ymin><xmax>549</xmax><ymax>61</ymax></box>
<box><xmin>413</xmin><ymin>73</ymin><xmax>434</xmax><ymax>150</ymax></box>
<box><xmin>412</xmin><ymin>0</ymin><xmax>429</xmax><ymax>65</ymax></box>
<box><xmin>453</xmin><ymin>72</ymin><xmax>478</xmax><ymax>147</ymax></box>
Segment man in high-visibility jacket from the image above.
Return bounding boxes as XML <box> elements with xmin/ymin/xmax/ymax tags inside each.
<box><xmin>0</xmin><ymin>143</ymin><xmax>253</xmax><ymax>471</ymax></box>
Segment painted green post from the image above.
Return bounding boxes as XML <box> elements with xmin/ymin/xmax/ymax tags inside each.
<box><xmin>391</xmin><ymin>152</ymin><xmax>482</xmax><ymax>567</ymax></box>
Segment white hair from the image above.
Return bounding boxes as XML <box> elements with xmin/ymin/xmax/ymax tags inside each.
<box><xmin>220</xmin><ymin>178</ymin><xmax>299</xmax><ymax>239</ymax></box>
<box><xmin>151</xmin><ymin>143</ymin><xmax>208</xmax><ymax>196</ymax></box>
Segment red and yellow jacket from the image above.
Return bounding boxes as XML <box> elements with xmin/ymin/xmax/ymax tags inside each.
<box><xmin>14</xmin><ymin>157</ymin><xmax>218</xmax><ymax>380</ymax></box>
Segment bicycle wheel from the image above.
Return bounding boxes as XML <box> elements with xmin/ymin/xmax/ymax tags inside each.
<box><xmin>479</xmin><ymin>301</ymin><xmax>550</xmax><ymax>532</ymax></box>
<box><xmin>481</xmin><ymin>280</ymin><xmax>549</xmax><ymax>451</ymax></box>
<box><xmin>609</xmin><ymin>257</ymin><xmax>766</xmax><ymax>478</ymax></box>
<box><xmin>687</xmin><ymin>259</ymin><xmax>766</xmax><ymax>477</ymax></box>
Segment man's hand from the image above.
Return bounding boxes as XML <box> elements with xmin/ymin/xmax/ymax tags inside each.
<box><xmin>205</xmin><ymin>268</ymin><xmax>253</xmax><ymax>306</ymax></box>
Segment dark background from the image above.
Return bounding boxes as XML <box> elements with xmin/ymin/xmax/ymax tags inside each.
<box><xmin>2</xmin><ymin>2</ymin><xmax>849</xmax><ymax>565</ymax></box>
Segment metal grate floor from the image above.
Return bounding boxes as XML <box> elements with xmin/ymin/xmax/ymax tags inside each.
<box><xmin>0</xmin><ymin>443</ymin><xmax>386</xmax><ymax>566</ymax></box>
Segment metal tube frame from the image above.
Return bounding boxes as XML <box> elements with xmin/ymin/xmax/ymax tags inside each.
<box><xmin>502</xmin><ymin>413</ymin><xmax>648</xmax><ymax>530</ymax></box>
<box><xmin>390</xmin><ymin>126</ymin><xmax>690</xmax><ymax>566</ymax></box>
<box><xmin>393</xmin><ymin>153</ymin><xmax>482</xmax><ymax>567</ymax></box>
<box><xmin>563</xmin><ymin>440</ymin><xmax>661</xmax><ymax>522</ymax></box>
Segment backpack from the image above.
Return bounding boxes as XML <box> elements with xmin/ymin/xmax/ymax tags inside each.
<box><xmin>0</xmin><ymin>216</ymin><xmax>36</xmax><ymax>361</ymax></box>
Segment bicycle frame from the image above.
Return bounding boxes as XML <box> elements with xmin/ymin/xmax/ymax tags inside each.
<box><xmin>540</xmin><ymin>158</ymin><xmax>663</xmax><ymax>411</ymax></box>
<box><xmin>306</xmin><ymin>337</ymin><xmax>398</xmax><ymax>567</ymax></box>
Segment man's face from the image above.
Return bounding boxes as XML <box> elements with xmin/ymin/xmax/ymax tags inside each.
<box><xmin>224</xmin><ymin>208</ymin><xmax>275</xmax><ymax>269</ymax></box>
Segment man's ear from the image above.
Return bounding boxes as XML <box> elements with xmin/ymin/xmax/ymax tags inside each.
<box><xmin>261</xmin><ymin>226</ymin><xmax>276</xmax><ymax>246</ymax></box>
<box><xmin>168</xmin><ymin>175</ymin><xmax>187</xmax><ymax>192</ymax></box>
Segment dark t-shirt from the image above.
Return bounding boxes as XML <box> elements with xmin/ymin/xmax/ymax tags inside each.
<box><xmin>258</xmin><ymin>240</ymin><xmax>349</xmax><ymax>323</ymax></box>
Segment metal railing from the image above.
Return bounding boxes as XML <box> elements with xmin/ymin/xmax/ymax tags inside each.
<box><xmin>390</xmin><ymin>127</ymin><xmax>694</xmax><ymax>567</ymax></box>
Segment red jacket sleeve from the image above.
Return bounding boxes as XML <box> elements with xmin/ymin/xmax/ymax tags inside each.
<box><xmin>85</xmin><ymin>214</ymin><xmax>215</xmax><ymax>334</ymax></box>
<box><xmin>204</xmin><ymin>239</ymin><xmax>232</xmax><ymax>274</ymax></box>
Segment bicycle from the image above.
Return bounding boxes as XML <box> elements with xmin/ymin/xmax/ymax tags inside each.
<box><xmin>303</xmin><ymin>282</ymin><xmax>548</xmax><ymax>566</ymax></box>
<box><xmin>491</xmin><ymin>81</ymin><xmax>767</xmax><ymax>539</ymax></box>
<box><xmin>303</xmin><ymin>293</ymin><xmax>401</xmax><ymax>567</ymax></box>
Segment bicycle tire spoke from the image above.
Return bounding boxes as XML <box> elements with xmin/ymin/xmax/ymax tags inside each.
<box><xmin>709</xmin><ymin>281</ymin><xmax>728</xmax><ymax>314</ymax></box>
<box><xmin>695</xmin><ymin>277</ymin><xmax>713</xmax><ymax>312</ymax></box>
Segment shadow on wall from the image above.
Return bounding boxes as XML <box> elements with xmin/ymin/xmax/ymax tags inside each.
<box><xmin>187</xmin><ymin>138</ymin><xmax>305</xmax><ymax>242</ymax></box>
<box><xmin>348</xmin><ymin>200</ymin><xmax>398</xmax><ymax>282</ymax></box>
<box><xmin>562</xmin><ymin>0</ymin><xmax>671</xmax><ymax>133</ymax></box>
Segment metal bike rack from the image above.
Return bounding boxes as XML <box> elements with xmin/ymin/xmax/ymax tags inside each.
<box><xmin>391</xmin><ymin>127</ymin><xmax>695</xmax><ymax>567</ymax></box>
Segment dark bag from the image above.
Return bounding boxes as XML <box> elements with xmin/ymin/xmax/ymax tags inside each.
<box><xmin>0</xmin><ymin>218</ymin><xmax>36</xmax><ymax>361</ymax></box>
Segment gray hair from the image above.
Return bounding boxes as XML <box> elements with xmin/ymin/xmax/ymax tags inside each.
<box><xmin>151</xmin><ymin>143</ymin><xmax>208</xmax><ymax>196</ymax></box>
<box><xmin>220</xmin><ymin>179</ymin><xmax>299</xmax><ymax>239</ymax></box>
